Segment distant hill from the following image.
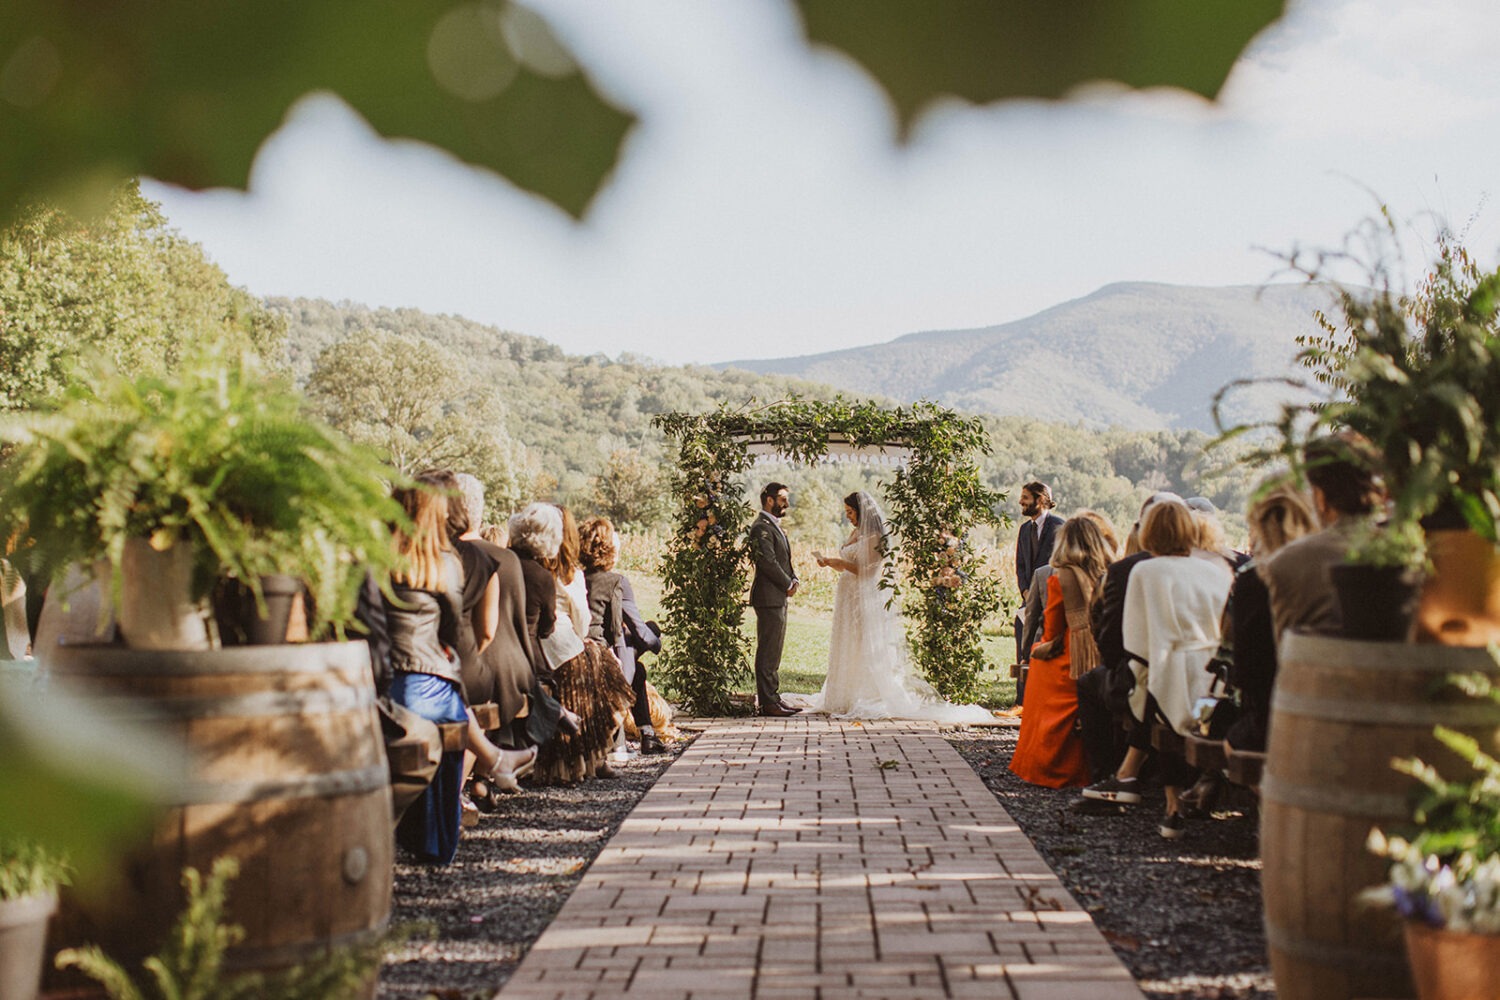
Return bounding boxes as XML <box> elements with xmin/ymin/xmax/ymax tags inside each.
<box><xmin>716</xmin><ymin>282</ymin><xmax>1334</xmax><ymax>433</ymax></box>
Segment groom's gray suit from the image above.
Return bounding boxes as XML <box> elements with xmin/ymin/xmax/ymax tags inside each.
<box><xmin>748</xmin><ymin>509</ymin><xmax>797</xmax><ymax>710</ymax></box>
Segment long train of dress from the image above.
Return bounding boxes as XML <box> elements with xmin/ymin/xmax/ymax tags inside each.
<box><xmin>786</xmin><ymin>508</ymin><xmax>994</xmax><ymax>724</ymax></box>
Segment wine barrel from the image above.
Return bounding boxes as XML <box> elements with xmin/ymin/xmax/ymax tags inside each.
<box><xmin>1262</xmin><ymin>634</ymin><xmax>1500</xmax><ymax>1000</ymax></box>
<box><xmin>44</xmin><ymin>642</ymin><xmax>392</xmax><ymax>985</ymax></box>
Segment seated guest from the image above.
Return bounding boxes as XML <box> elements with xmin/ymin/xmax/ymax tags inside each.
<box><xmin>1123</xmin><ymin>500</ymin><xmax>1232</xmax><ymax>837</ymax></box>
<box><xmin>1010</xmin><ymin>515</ymin><xmax>1114</xmax><ymax>788</ymax></box>
<box><xmin>1260</xmin><ymin>432</ymin><xmax>1384</xmax><ymax>641</ymax></box>
<box><xmin>1222</xmin><ymin>483</ymin><xmax>1319</xmax><ymax>753</ymax></box>
<box><xmin>428</xmin><ymin>472</ymin><xmax>564</xmax><ymax>806</ymax></box>
<box><xmin>510</xmin><ymin>504</ymin><xmax>633</xmax><ymax>785</ymax></box>
<box><xmin>1078</xmin><ymin>493</ymin><xmax>1179</xmax><ymax>788</ymax></box>
<box><xmin>1185</xmin><ymin>497</ymin><xmax>1248</xmax><ymax>570</ymax></box>
<box><xmin>385</xmin><ymin>483</ymin><xmax>535</xmax><ymax>864</ymax></box>
<box><xmin>1083</xmin><ymin>498</ymin><xmax>1230</xmax><ymax>839</ymax></box>
<box><xmin>579</xmin><ymin>517</ymin><xmax>664</xmax><ymax>755</ymax></box>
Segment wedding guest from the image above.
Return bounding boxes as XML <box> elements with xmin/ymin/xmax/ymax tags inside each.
<box><xmin>509</xmin><ymin>503</ymin><xmax>632</xmax><ymax>785</ymax></box>
<box><xmin>1010</xmin><ymin>516</ymin><xmax>1114</xmax><ymax>788</ymax></box>
<box><xmin>580</xmin><ymin>516</ymin><xmax>664</xmax><ymax>755</ymax></box>
<box><xmin>1007</xmin><ymin>480</ymin><xmax>1064</xmax><ymax>717</ymax></box>
<box><xmin>1077</xmin><ymin>492</ymin><xmax>1180</xmax><ymax>786</ymax></box>
<box><xmin>426</xmin><ymin>472</ymin><xmax>563</xmax><ymax>793</ymax></box>
<box><xmin>1222</xmin><ymin>484</ymin><xmax>1319</xmax><ymax>753</ymax></box>
<box><xmin>1260</xmin><ymin>432</ymin><xmax>1384</xmax><ymax>640</ymax></box>
<box><xmin>384</xmin><ymin>483</ymin><xmax>535</xmax><ymax>864</ymax></box>
<box><xmin>1120</xmin><ymin>500</ymin><xmax>1232</xmax><ymax>838</ymax></box>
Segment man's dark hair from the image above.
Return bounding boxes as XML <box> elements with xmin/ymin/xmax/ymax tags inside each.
<box><xmin>761</xmin><ymin>482</ymin><xmax>788</xmax><ymax>505</ymax></box>
<box><xmin>1022</xmin><ymin>481</ymin><xmax>1055</xmax><ymax>509</ymax></box>
<box><xmin>1302</xmin><ymin>432</ymin><xmax>1383</xmax><ymax>516</ymax></box>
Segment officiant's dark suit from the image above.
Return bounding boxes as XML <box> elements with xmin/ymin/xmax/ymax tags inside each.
<box><xmin>749</xmin><ymin>483</ymin><xmax>800</xmax><ymax>716</ymax></box>
<box><xmin>1013</xmin><ymin>483</ymin><xmax>1064</xmax><ymax>707</ymax></box>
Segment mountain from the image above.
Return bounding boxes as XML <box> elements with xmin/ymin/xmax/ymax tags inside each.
<box><xmin>717</xmin><ymin>282</ymin><xmax>1333</xmax><ymax>433</ymax></box>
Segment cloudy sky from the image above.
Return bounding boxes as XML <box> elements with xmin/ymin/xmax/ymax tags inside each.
<box><xmin>146</xmin><ymin>0</ymin><xmax>1500</xmax><ymax>365</ymax></box>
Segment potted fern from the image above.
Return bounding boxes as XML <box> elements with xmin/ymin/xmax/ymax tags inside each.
<box><xmin>0</xmin><ymin>350</ymin><xmax>403</xmax><ymax>648</ymax></box>
<box><xmin>0</xmin><ymin>839</ymin><xmax>69</xmax><ymax>1000</ymax></box>
<box><xmin>1299</xmin><ymin>231</ymin><xmax>1500</xmax><ymax>644</ymax></box>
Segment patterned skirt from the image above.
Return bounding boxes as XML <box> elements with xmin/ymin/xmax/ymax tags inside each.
<box><xmin>532</xmin><ymin>641</ymin><xmax>635</xmax><ymax>785</ymax></box>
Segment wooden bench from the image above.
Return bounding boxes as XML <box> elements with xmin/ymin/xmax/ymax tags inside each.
<box><xmin>437</xmin><ymin>701</ymin><xmax>505</xmax><ymax>751</ymax></box>
<box><xmin>385</xmin><ymin>736</ymin><xmax>431</xmax><ymax>773</ymax></box>
<box><xmin>1226</xmin><ymin>747</ymin><xmax>1266</xmax><ymax>789</ymax></box>
<box><xmin>1150</xmin><ymin>721</ymin><xmax>1185</xmax><ymax>756</ymax></box>
<box><xmin>1184</xmin><ymin>733</ymin><xmax>1228</xmax><ymax>772</ymax></box>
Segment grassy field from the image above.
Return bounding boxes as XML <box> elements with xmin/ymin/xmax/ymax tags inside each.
<box><xmin>620</xmin><ymin>534</ymin><xmax>1020</xmax><ymax>710</ymax></box>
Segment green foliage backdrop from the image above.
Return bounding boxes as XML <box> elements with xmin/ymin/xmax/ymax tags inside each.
<box><xmin>653</xmin><ymin>397</ymin><xmax>1007</xmax><ymax>714</ymax></box>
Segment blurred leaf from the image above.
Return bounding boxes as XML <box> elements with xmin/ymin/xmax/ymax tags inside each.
<box><xmin>795</xmin><ymin>0</ymin><xmax>1286</xmax><ymax>132</ymax></box>
<box><xmin>0</xmin><ymin>683</ymin><xmax>161</xmax><ymax>882</ymax></box>
<box><xmin>0</xmin><ymin>0</ymin><xmax>633</xmax><ymax>222</ymax></box>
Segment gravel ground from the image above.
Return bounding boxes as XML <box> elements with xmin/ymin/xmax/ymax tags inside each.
<box><xmin>376</xmin><ymin>732</ymin><xmax>698</xmax><ymax>1000</ymax></box>
<box><xmin>947</xmin><ymin>726</ymin><xmax>1275</xmax><ymax>1000</ymax></box>
<box><xmin>376</xmin><ymin>723</ymin><xmax>1271</xmax><ymax>1000</ymax></box>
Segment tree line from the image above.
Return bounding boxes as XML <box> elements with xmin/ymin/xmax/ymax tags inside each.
<box><xmin>2</xmin><ymin>186</ymin><xmax>1252</xmax><ymax>539</ymax></box>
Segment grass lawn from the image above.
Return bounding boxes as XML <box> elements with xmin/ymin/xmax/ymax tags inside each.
<box><xmin>627</xmin><ymin>572</ymin><xmax>1018</xmax><ymax>710</ymax></box>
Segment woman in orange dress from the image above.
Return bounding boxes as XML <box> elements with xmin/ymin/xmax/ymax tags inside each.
<box><xmin>1009</xmin><ymin>515</ymin><xmax>1115</xmax><ymax>788</ymax></box>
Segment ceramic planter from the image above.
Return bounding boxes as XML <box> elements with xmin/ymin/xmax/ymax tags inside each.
<box><xmin>117</xmin><ymin>538</ymin><xmax>210</xmax><ymax>650</ymax></box>
<box><xmin>1404</xmin><ymin>921</ymin><xmax>1500</xmax><ymax>1000</ymax></box>
<box><xmin>211</xmin><ymin>574</ymin><xmax>304</xmax><ymax>646</ymax></box>
<box><xmin>0</xmin><ymin>890</ymin><xmax>57</xmax><ymax>1000</ymax></box>
<box><xmin>1330</xmin><ymin>563</ymin><xmax>1421</xmax><ymax>641</ymax></box>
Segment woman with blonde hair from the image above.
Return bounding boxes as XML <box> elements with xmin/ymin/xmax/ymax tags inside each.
<box><xmin>1009</xmin><ymin>515</ymin><xmax>1115</xmax><ymax>788</ymax></box>
<box><xmin>384</xmin><ymin>483</ymin><xmax>535</xmax><ymax>864</ymax></box>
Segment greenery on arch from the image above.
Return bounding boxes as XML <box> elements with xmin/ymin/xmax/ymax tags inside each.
<box><xmin>651</xmin><ymin>396</ymin><xmax>1008</xmax><ymax>715</ymax></box>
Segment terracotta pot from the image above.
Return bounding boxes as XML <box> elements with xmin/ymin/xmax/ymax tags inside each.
<box><xmin>117</xmin><ymin>538</ymin><xmax>210</xmax><ymax>650</ymax></box>
<box><xmin>1404</xmin><ymin>921</ymin><xmax>1500</xmax><ymax>1000</ymax></box>
<box><xmin>1417</xmin><ymin>529</ymin><xmax>1500</xmax><ymax>646</ymax></box>
<box><xmin>0</xmin><ymin>890</ymin><xmax>57</xmax><ymax>1000</ymax></box>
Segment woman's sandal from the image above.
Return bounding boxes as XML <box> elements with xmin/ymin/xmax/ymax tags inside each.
<box><xmin>489</xmin><ymin>745</ymin><xmax>539</xmax><ymax>793</ymax></box>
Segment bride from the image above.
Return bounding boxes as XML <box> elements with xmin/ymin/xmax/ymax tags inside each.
<box><xmin>789</xmin><ymin>491</ymin><xmax>994</xmax><ymax>723</ymax></box>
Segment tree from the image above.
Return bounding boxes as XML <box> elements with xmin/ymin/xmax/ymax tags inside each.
<box><xmin>304</xmin><ymin>328</ymin><xmax>529</xmax><ymax>515</ymax></box>
<box><xmin>0</xmin><ymin>181</ymin><xmax>285</xmax><ymax>411</ymax></box>
<box><xmin>0</xmin><ymin>1</ymin><xmax>1284</xmax><ymax>225</ymax></box>
<box><xmin>590</xmin><ymin>449</ymin><xmax>667</xmax><ymax>532</ymax></box>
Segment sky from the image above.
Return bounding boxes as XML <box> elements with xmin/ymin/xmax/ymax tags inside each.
<box><xmin>145</xmin><ymin>0</ymin><xmax>1500</xmax><ymax>366</ymax></box>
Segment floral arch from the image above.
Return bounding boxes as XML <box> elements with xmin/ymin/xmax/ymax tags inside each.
<box><xmin>650</xmin><ymin>397</ymin><xmax>1008</xmax><ymax>715</ymax></box>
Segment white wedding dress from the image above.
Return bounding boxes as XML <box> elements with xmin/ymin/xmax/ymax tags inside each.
<box><xmin>790</xmin><ymin>493</ymin><xmax>994</xmax><ymax>724</ymax></box>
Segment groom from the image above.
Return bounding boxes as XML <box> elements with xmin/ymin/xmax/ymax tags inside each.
<box><xmin>749</xmin><ymin>482</ymin><xmax>802</xmax><ymax>717</ymax></box>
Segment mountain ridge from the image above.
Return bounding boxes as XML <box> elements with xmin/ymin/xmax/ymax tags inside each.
<box><xmin>715</xmin><ymin>281</ymin><xmax>1331</xmax><ymax>433</ymax></box>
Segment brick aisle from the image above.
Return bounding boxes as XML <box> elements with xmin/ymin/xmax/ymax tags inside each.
<box><xmin>497</xmin><ymin>717</ymin><xmax>1143</xmax><ymax>1000</ymax></box>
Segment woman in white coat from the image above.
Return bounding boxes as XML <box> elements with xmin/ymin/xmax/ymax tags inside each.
<box><xmin>1122</xmin><ymin>499</ymin><xmax>1232</xmax><ymax>838</ymax></box>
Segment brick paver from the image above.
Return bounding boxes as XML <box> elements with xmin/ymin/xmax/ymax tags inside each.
<box><xmin>497</xmin><ymin>717</ymin><xmax>1144</xmax><ymax>1000</ymax></box>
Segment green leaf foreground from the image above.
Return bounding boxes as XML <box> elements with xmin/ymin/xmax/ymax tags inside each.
<box><xmin>795</xmin><ymin>0</ymin><xmax>1286</xmax><ymax>133</ymax></box>
<box><xmin>0</xmin><ymin>1</ymin><xmax>1284</xmax><ymax>224</ymax></box>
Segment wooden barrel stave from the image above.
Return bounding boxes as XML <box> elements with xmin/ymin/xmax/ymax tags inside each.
<box><xmin>45</xmin><ymin>642</ymin><xmax>392</xmax><ymax>984</ymax></box>
<box><xmin>1263</xmin><ymin>634</ymin><xmax>1500</xmax><ymax>1000</ymax></box>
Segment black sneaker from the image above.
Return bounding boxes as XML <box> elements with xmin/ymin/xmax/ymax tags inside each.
<box><xmin>1080</xmin><ymin>776</ymin><xmax>1142</xmax><ymax>805</ymax></box>
<box><xmin>1159</xmin><ymin>812</ymin><xmax>1186</xmax><ymax>840</ymax></box>
<box><xmin>641</xmin><ymin>732</ymin><xmax>666</xmax><ymax>755</ymax></box>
